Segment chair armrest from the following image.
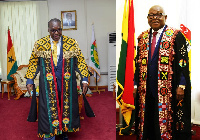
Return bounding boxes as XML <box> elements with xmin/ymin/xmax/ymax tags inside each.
<box><xmin>11</xmin><ymin>73</ymin><xmax>23</xmax><ymax>85</ymax></box>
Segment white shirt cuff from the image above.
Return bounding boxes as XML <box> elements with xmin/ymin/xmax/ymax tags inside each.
<box><xmin>82</xmin><ymin>81</ymin><xmax>88</xmax><ymax>85</ymax></box>
<box><xmin>179</xmin><ymin>85</ymin><xmax>186</xmax><ymax>90</ymax></box>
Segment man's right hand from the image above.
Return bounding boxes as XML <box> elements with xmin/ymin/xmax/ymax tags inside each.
<box><xmin>26</xmin><ymin>84</ymin><xmax>33</xmax><ymax>96</ymax></box>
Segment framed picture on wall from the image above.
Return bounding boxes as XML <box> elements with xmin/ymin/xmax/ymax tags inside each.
<box><xmin>61</xmin><ymin>10</ymin><xmax>77</xmax><ymax>30</ymax></box>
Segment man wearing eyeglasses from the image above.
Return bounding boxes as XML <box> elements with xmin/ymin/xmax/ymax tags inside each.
<box><xmin>63</xmin><ymin>13</ymin><xmax>75</xmax><ymax>27</ymax></box>
<box><xmin>25</xmin><ymin>18</ymin><xmax>90</xmax><ymax>140</ymax></box>
<box><xmin>134</xmin><ymin>5</ymin><xmax>191</xmax><ymax>140</ymax></box>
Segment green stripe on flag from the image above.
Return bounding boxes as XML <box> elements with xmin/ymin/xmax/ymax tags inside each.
<box><xmin>117</xmin><ymin>38</ymin><xmax>127</xmax><ymax>98</ymax></box>
<box><xmin>7</xmin><ymin>61</ymin><xmax>18</xmax><ymax>80</ymax></box>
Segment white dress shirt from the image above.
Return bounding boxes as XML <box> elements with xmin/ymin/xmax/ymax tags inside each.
<box><xmin>50</xmin><ymin>37</ymin><xmax>61</xmax><ymax>62</ymax></box>
<box><xmin>150</xmin><ymin>26</ymin><xmax>165</xmax><ymax>45</ymax></box>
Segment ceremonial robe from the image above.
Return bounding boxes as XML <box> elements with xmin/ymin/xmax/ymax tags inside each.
<box><xmin>135</xmin><ymin>26</ymin><xmax>191</xmax><ymax>140</ymax></box>
<box><xmin>25</xmin><ymin>35</ymin><xmax>90</xmax><ymax>138</ymax></box>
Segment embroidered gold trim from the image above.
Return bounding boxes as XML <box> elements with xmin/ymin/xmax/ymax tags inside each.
<box><xmin>63</xmin><ymin>49</ymin><xmax>79</xmax><ymax>59</ymax></box>
<box><xmin>34</xmin><ymin>49</ymin><xmax>79</xmax><ymax>59</ymax></box>
<box><xmin>35</xmin><ymin>51</ymin><xmax>51</xmax><ymax>58</ymax></box>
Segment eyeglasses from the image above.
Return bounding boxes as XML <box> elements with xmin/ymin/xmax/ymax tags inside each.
<box><xmin>50</xmin><ymin>28</ymin><xmax>62</xmax><ymax>33</ymax></box>
<box><xmin>147</xmin><ymin>13</ymin><xmax>165</xmax><ymax>19</ymax></box>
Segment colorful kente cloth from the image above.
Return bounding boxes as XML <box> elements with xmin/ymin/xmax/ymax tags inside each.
<box><xmin>25</xmin><ymin>35</ymin><xmax>90</xmax><ymax>138</ymax></box>
<box><xmin>135</xmin><ymin>26</ymin><xmax>191</xmax><ymax>140</ymax></box>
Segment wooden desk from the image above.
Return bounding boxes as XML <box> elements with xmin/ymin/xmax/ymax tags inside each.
<box><xmin>1</xmin><ymin>80</ymin><xmax>15</xmax><ymax>100</ymax></box>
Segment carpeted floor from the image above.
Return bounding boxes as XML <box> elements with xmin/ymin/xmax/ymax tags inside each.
<box><xmin>116</xmin><ymin>112</ymin><xmax>200</xmax><ymax>140</ymax></box>
<box><xmin>0</xmin><ymin>89</ymin><xmax>116</xmax><ymax>140</ymax></box>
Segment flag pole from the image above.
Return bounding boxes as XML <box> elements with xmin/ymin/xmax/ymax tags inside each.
<box><xmin>90</xmin><ymin>71</ymin><xmax>105</xmax><ymax>94</ymax></box>
<box><xmin>89</xmin><ymin>22</ymin><xmax>105</xmax><ymax>94</ymax></box>
<box><xmin>116</xmin><ymin>107</ymin><xmax>123</xmax><ymax>131</ymax></box>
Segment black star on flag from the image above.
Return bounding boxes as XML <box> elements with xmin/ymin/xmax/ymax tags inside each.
<box><xmin>8</xmin><ymin>56</ymin><xmax>14</xmax><ymax>63</ymax></box>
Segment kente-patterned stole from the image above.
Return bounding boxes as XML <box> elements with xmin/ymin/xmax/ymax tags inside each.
<box><xmin>39</xmin><ymin>48</ymin><xmax>79</xmax><ymax>138</ymax></box>
<box><xmin>137</xmin><ymin>26</ymin><xmax>179</xmax><ymax>139</ymax></box>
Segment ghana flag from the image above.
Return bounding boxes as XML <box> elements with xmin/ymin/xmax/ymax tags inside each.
<box><xmin>7</xmin><ymin>29</ymin><xmax>18</xmax><ymax>80</ymax></box>
<box><xmin>89</xmin><ymin>24</ymin><xmax>101</xmax><ymax>82</ymax></box>
<box><xmin>116</xmin><ymin>0</ymin><xmax>135</xmax><ymax>135</ymax></box>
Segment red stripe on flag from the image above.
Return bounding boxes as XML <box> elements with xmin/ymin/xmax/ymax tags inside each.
<box><xmin>7</xmin><ymin>29</ymin><xmax>13</xmax><ymax>53</ymax></box>
<box><xmin>122</xmin><ymin>0</ymin><xmax>135</xmax><ymax>105</ymax></box>
<box><xmin>92</xmin><ymin>40</ymin><xmax>96</xmax><ymax>46</ymax></box>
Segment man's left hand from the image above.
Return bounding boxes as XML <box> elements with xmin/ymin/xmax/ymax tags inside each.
<box><xmin>176</xmin><ymin>87</ymin><xmax>184</xmax><ymax>101</ymax></box>
<box><xmin>82</xmin><ymin>83</ymin><xmax>88</xmax><ymax>95</ymax></box>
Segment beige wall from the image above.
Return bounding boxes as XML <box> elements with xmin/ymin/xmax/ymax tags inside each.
<box><xmin>0</xmin><ymin>0</ymin><xmax>116</xmax><ymax>87</ymax></box>
<box><xmin>47</xmin><ymin>0</ymin><xmax>116</xmax><ymax>86</ymax></box>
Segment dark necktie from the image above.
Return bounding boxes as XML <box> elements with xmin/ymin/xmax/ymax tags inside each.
<box><xmin>151</xmin><ymin>31</ymin><xmax>158</xmax><ymax>58</ymax></box>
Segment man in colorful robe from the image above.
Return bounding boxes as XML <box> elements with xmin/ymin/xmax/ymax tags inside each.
<box><xmin>25</xmin><ymin>18</ymin><xmax>90</xmax><ymax>140</ymax></box>
<box><xmin>134</xmin><ymin>5</ymin><xmax>191</xmax><ymax>140</ymax></box>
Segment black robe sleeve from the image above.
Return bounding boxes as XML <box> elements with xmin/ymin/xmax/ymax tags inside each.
<box><xmin>172</xmin><ymin>31</ymin><xmax>191</xmax><ymax>139</ymax></box>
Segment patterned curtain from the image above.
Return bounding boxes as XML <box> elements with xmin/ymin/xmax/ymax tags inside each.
<box><xmin>0</xmin><ymin>1</ymin><xmax>48</xmax><ymax>81</ymax></box>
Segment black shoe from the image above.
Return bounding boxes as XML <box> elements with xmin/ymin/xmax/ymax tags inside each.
<box><xmin>62</xmin><ymin>135</ymin><xmax>68</xmax><ymax>140</ymax></box>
